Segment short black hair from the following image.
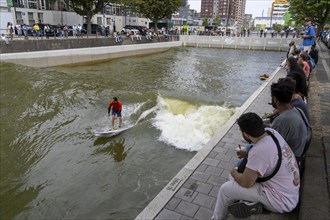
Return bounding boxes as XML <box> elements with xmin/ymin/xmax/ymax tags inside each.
<box><xmin>237</xmin><ymin>112</ymin><xmax>265</xmax><ymax>138</ymax></box>
<box><xmin>287</xmin><ymin>72</ymin><xmax>308</xmax><ymax>98</ymax></box>
<box><xmin>271</xmin><ymin>81</ymin><xmax>293</xmax><ymax>104</ymax></box>
<box><xmin>113</xmin><ymin>97</ymin><xmax>118</xmax><ymax>101</ymax></box>
<box><xmin>277</xmin><ymin>77</ymin><xmax>296</xmax><ymax>93</ymax></box>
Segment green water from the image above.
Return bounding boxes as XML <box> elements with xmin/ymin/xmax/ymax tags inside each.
<box><xmin>0</xmin><ymin>47</ymin><xmax>283</xmax><ymax>219</ymax></box>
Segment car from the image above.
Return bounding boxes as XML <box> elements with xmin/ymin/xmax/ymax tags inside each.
<box><xmin>82</xmin><ymin>24</ymin><xmax>105</xmax><ymax>35</ymax></box>
<box><xmin>121</xmin><ymin>25</ymin><xmax>146</xmax><ymax>36</ymax></box>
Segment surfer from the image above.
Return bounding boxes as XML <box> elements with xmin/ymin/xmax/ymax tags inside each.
<box><xmin>108</xmin><ymin>97</ymin><xmax>122</xmax><ymax>130</ymax></box>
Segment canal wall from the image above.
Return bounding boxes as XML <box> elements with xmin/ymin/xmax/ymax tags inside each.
<box><xmin>0</xmin><ymin>41</ymin><xmax>182</xmax><ymax>67</ymax></box>
<box><xmin>180</xmin><ymin>35</ymin><xmax>303</xmax><ymax>51</ymax></box>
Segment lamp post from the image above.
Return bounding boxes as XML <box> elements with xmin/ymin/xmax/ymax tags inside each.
<box><xmin>226</xmin><ymin>0</ymin><xmax>230</xmax><ymax>27</ymax></box>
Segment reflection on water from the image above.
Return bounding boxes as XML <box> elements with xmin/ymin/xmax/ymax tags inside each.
<box><xmin>0</xmin><ymin>47</ymin><xmax>283</xmax><ymax>220</ymax></box>
<box><xmin>93</xmin><ymin>138</ymin><xmax>128</xmax><ymax>162</ymax></box>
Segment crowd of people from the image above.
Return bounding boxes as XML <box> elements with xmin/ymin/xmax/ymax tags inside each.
<box><xmin>212</xmin><ymin>17</ymin><xmax>317</xmax><ymax>220</ymax></box>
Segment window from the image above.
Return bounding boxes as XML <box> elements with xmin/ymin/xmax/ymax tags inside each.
<box><xmin>38</xmin><ymin>12</ymin><xmax>43</xmax><ymax>23</ymax></box>
<box><xmin>106</xmin><ymin>18</ymin><xmax>111</xmax><ymax>25</ymax></box>
<box><xmin>97</xmin><ymin>17</ymin><xmax>102</xmax><ymax>25</ymax></box>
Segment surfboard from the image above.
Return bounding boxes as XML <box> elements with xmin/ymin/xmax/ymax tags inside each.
<box><xmin>94</xmin><ymin>125</ymin><xmax>133</xmax><ymax>137</ymax></box>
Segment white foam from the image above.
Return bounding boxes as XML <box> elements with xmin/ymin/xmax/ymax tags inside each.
<box><xmin>152</xmin><ymin>96</ymin><xmax>235</xmax><ymax>151</ymax></box>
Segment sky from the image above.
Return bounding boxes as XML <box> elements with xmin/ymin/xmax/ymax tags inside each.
<box><xmin>188</xmin><ymin>0</ymin><xmax>274</xmax><ymax>18</ymax></box>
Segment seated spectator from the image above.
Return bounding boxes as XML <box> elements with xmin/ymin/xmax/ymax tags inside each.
<box><xmin>212</xmin><ymin>112</ymin><xmax>300</xmax><ymax>219</ymax></box>
<box><xmin>263</xmin><ymin>76</ymin><xmax>309</xmax><ymax>123</ymax></box>
<box><xmin>309</xmin><ymin>45</ymin><xmax>318</xmax><ymax>64</ymax></box>
<box><xmin>286</xmin><ymin>56</ymin><xmax>306</xmax><ymax>80</ymax></box>
<box><xmin>287</xmin><ymin>71</ymin><xmax>309</xmax><ymax>101</ymax></box>
<box><xmin>278</xmin><ymin>77</ymin><xmax>309</xmax><ymax>119</ymax></box>
<box><xmin>298</xmin><ymin>53</ymin><xmax>310</xmax><ymax>80</ymax></box>
<box><xmin>287</xmin><ymin>41</ymin><xmax>296</xmax><ymax>58</ymax></box>
<box><xmin>114</xmin><ymin>32</ymin><xmax>121</xmax><ymax>43</ymax></box>
<box><xmin>270</xmin><ymin>81</ymin><xmax>308</xmax><ymax>158</ymax></box>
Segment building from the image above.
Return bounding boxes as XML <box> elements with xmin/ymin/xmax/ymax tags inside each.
<box><xmin>200</xmin><ymin>0</ymin><xmax>246</xmax><ymax>27</ymax></box>
<box><xmin>243</xmin><ymin>14</ymin><xmax>253</xmax><ymax>29</ymax></box>
<box><xmin>0</xmin><ymin>0</ymin><xmax>149</xmax><ymax>35</ymax></box>
<box><xmin>271</xmin><ymin>0</ymin><xmax>289</xmax><ymax>17</ymax></box>
<box><xmin>254</xmin><ymin>16</ymin><xmax>285</xmax><ymax>30</ymax></box>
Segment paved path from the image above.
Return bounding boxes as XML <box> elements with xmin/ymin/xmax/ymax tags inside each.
<box><xmin>136</xmin><ymin>43</ymin><xmax>330</xmax><ymax>220</ymax></box>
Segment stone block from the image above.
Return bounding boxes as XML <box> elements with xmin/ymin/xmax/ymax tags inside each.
<box><xmin>192</xmin><ymin>193</ymin><xmax>216</xmax><ymax>208</ymax></box>
<box><xmin>175</xmin><ymin>201</ymin><xmax>200</xmax><ymax>218</ymax></box>
<box><xmin>155</xmin><ymin>209</ymin><xmax>182</xmax><ymax>220</ymax></box>
<box><xmin>194</xmin><ymin>207</ymin><xmax>214</xmax><ymax>220</ymax></box>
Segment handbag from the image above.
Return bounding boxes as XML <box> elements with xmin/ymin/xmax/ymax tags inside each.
<box><xmin>237</xmin><ymin>130</ymin><xmax>282</xmax><ymax>182</ymax></box>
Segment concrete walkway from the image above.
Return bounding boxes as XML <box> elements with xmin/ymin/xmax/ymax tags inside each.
<box><xmin>136</xmin><ymin>43</ymin><xmax>330</xmax><ymax>220</ymax></box>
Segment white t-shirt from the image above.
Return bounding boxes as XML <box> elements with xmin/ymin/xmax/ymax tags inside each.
<box><xmin>246</xmin><ymin>128</ymin><xmax>300</xmax><ymax>213</ymax></box>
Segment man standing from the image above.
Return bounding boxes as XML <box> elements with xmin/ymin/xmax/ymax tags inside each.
<box><xmin>302</xmin><ymin>18</ymin><xmax>315</xmax><ymax>53</ymax></box>
<box><xmin>108</xmin><ymin>97</ymin><xmax>122</xmax><ymax>130</ymax></box>
<box><xmin>212</xmin><ymin>112</ymin><xmax>300</xmax><ymax>219</ymax></box>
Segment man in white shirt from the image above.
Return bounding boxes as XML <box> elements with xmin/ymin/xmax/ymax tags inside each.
<box><xmin>212</xmin><ymin>112</ymin><xmax>300</xmax><ymax>219</ymax></box>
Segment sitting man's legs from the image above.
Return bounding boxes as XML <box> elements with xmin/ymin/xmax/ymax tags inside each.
<box><xmin>212</xmin><ymin>179</ymin><xmax>278</xmax><ymax>220</ymax></box>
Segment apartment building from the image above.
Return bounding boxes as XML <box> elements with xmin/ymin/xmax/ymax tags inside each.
<box><xmin>0</xmin><ymin>0</ymin><xmax>149</xmax><ymax>34</ymax></box>
<box><xmin>200</xmin><ymin>0</ymin><xmax>246</xmax><ymax>26</ymax></box>
<box><xmin>271</xmin><ymin>0</ymin><xmax>289</xmax><ymax>17</ymax></box>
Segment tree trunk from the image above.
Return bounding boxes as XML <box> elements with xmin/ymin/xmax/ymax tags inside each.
<box><xmin>153</xmin><ymin>20</ymin><xmax>158</xmax><ymax>33</ymax></box>
<box><xmin>86</xmin><ymin>13</ymin><xmax>92</xmax><ymax>37</ymax></box>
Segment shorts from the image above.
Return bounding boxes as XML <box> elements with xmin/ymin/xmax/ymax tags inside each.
<box><xmin>111</xmin><ymin>109</ymin><xmax>122</xmax><ymax>117</ymax></box>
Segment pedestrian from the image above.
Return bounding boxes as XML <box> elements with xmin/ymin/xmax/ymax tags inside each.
<box><xmin>301</xmin><ymin>18</ymin><xmax>315</xmax><ymax>53</ymax></box>
<box><xmin>108</xmin><ymin>97</ymin><xmax>122</xmax><ymax>130</ymax></box>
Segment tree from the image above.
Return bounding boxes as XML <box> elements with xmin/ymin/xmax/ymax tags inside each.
<box><xmin>214</xmin><ymin>15</ymin><xmax>221</xmax><ymax>27</ymax></box>
<box><xmin>202</xmin><ymin>18</ymin><xmax>209</xmax><ymax>27</ymax></box>
<box><xmin>289</xmin><ymin>0</ymin><xmax>330</xmax><ymax>32</ymax></box>
<box><xmin>123</xmin><ymin>0</ymin><xmax>182</xmax><ymax>31</ymax></box>
<box><xmin>64</xmin><ymin>0</ymin><xmax>110</xmax><ymax>35</ymax></box>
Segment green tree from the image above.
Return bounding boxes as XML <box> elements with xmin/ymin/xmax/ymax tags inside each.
<box><xmin>289</xmin><ymin>0</ymin><xmax>330</xmax><ymax>32</ymax></box>
<box><xmin>202</xmin><ymin>18</ymin><xmax>208</xmax><ymax>26</ymax></box>
<box><xmin>123</xmin><ymin>0</ymin><xmax>182</xmax><ymax>31</ymax></box>
<box><xmin>64</xmin><ymin>0</ymin><xmax>111</xmax><ymax>35</ymax></box>
<box><xmin>214</xmin><ymin>15</ymin><xmax>221</xmax><ymax>27</ymax></box>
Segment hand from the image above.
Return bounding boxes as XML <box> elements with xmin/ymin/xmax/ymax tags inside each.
<box><xmin>236</xmin><ymin>150</ymin><xmax>248</xmax><ymax>159</ymax></box>
<box><xmin>230</xmin><ymin>169</ymin><xmax>238</xmax><ymax>179</ymax></box>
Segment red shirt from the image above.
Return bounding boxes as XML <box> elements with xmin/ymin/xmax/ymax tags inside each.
<box><xmin>109</xmin><ymin>101</ymin><xmax>122</xmax><ymax>110</ymax></box>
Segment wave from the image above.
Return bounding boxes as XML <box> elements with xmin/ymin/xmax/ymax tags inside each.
<box><xmin>152</xmin><ymin>96</ymin><xmax>235</xmax><ymax>151</ymax></box>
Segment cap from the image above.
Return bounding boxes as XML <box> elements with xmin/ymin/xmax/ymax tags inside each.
<box><xmin>305</xmin><ymin>18</ymin><xmax>311</xmax><ymax>22</ymax></box>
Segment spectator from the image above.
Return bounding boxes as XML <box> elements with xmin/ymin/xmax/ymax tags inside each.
<box><xmin>270</xmin><ymin>81</ymin><xmax>308</xmax><ymax>158</ymax></box>
<box><xmin>44</xmin><ymin>24</ymin><xmax>50</xmax><ymax>39</ymax></box>
<box><xmin>286</xmin><ymin>56</ymin><xmax>306</xmax><ymax>80</ymax></box>
<box><xmin>212</xmin><ymin>112</ymin><xmax>300</xmax><ymax>219</ymax></box>
<box><xmin>298</xmin><ymin>52</ymin><xmax>311</xmax><ymax>80</ymax></box>
<box><xmin>33</xmin><ymin>23</ymin><xmax>41</xmax><ymax>39</ymax></box>
<box><xmin>63</xmin><ymin>25</ymin><xmax>68</xmax><ymax>39</ymax></box>
<box><xmin>287</xmin><ymin>41</ymin><xmax>296</xmax><ymax>58</ymax></box>
<box><xmin>309</xmin><ymin>45</ymin><xmax>319</xmax><ymax>65</ymax></box>
<box><xmin>287</xmin><ymin>71</ymin><xmax>309</xmax><ymax>101</ymax></box>
<box><xmin>278</xmin><ymin>77</ymin><xmax>309</xmax><ymax>119</ymax></box>
<box><xmin>72</xmin><ymin>24</ymin><xmax>77</xmax><ymax>38</ymax></box>
<box><xmin>302</xmin><ymin>17</ymin><xmax>315</xmax><ymax>53</ymax></box>
<box><xmin>21</xmin><ymin>24</ymin><xmax>28</xmax><ymax>39</ymax></box>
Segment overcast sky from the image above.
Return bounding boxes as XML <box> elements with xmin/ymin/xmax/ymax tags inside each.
<box><xmin>188</xmin><ymin>0</ymin><xmax>274</xmax><ymax>18</ymax></box>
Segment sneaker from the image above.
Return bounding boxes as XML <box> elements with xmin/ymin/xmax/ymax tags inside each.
<box><xmin>228</xmin><ymin>201</ymin><xmax>263</xmax><ymax>218</ymax></box>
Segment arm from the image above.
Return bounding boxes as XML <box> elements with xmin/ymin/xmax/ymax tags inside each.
<box><xmin>230</xmin><ymin>168</ymin><xmax>259</xmax><ymax>188</ymax></box>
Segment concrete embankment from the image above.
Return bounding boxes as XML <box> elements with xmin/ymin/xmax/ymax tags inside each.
<box><xmin>0</xmin><ymin>41</ymin><xmax>182</xmax><ymax>67</ymax></box>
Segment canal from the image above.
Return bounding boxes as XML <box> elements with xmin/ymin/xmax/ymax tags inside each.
<box><xmin>0</xmin><ymin>47</ymin><xmax>282</xmax><ymax>219</ymax></box>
